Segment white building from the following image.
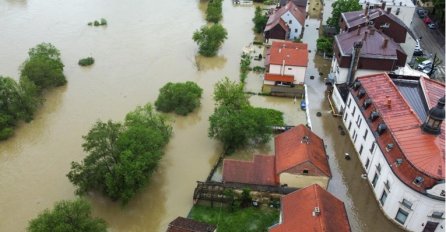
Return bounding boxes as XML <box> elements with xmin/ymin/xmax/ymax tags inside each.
<box><xmin>338</xmin><ymin>72</ymin><xmax>445</xmax><ymax>232</ymax></box>
<box><xmin>264</xmin><ymin>1</ymin><xmax>306</xmax><ymax>40</ymax></box>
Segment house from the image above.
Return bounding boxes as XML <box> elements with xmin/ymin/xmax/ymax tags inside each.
<box><xmin>269</xmin><ymin>184</ymin><xmax>351</xmax><ymax>232</ymax></box>
<box><xmin>339</xmin><ymin>3</ymin><xmax>417</xmax><ymax>61</ymax></box>
<box><xmin>279</xmin><ymin>0</ymin><xmax>307</xmax><ymax>10</ymax></box>
<box><xmin>264</xmin><ymin>41</ymin><xmax>308</xmax><ymax>86</ymax></box>
<box><xmin>264</xmin><ymin>1</ymin><xmax>306</xmax><ymax>40</ymax></box>
<box><xmin>357</xmin><ymin>0</ymin><xmax>416</xmax><ymax>28</ymax></box>
<box><xmin>274</xmin><ymin>124</ymin><xmax>331</xmax><ymax>189</ymax></box>
<box><xmin>223</xmin><ymin>125</ymin><xmax>331</xmax><ymax>189</ymax></box>
<box><xmin>341</xmin><ymin>73</ymin><xmax>445</xmax><ymax>231</ymax></box>
<box><xmin>223</xmin><ymin>155</ymin><xmax>277</xmax><ymax>186</ymax></box>
<box><xmin>330</xmin><ymin>26</ymin><xmax>407</xmax><ymax>84</ymax></box>
<box><xmin>167</xmin><ymin>217</ymin><xmax>217</xmax><ymax>232</ymax></box>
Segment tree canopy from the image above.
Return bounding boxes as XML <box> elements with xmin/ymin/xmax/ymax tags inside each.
<box><xmin>326</xmin><ymin>0</ymin><xmax>362</xmax><ymax>30</ymax></box>
<box><xmin>27</xmin><ymin>198</ymin><xmax>107</xmax><ymax>232</ymax></box>
<box><xmin>253</xmin><ymin>6</ymin><xmax>268</xmax><ymax>33</ymax></box>
<box><xmin>21</xmin><ymin>43</ymin><xmax>67</xmax><ymax>90</ymax></box>
<box><xmin>67</xmin><ymin>104</ymin><xmax>172</xmax><ymax>204</ymax></box>
<box><xmin>316</xmin><ymin>37</ymin><xmax>334</xmax><ymax>54</ymax></box>
<box><xmin>208</xmin><ymin>78</ymin><xmax>284</xmax><ymax>153</ymax></box>
<box><xmin>193</xmin><ymin>24</ymin><xmax>228</xmax><ymax>57</ymax></box>
<box><xmin>155</xmin><ymin>81</ymin><xmax>203</xmax><ymax>115</ymax></box>
<box><xmin>206</xmin><ymin>0</ymin><xmax>223</xmax><ymax>23</ymax></box>
<box><xmin>0</xmin><ymin>76</ymin><xmax>40</xmax><ymax>140</ymax></box>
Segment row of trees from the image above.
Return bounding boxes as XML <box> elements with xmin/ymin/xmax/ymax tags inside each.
<box><xmin>208</xmin><ymin>78</ymin><xmax>284</xmax><ymax>153</ymax></box>
<box><xmin>253</xmin><ymin>6</ymin><xmax>268</xmax><ymax>33</ymax></box>
<box><xmin>0</xmin><ymin>43</ymin><xmax>67</xmax><ymax>140</ymax></box>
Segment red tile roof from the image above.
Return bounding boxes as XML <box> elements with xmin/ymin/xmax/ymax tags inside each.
<box><xmin>223</xmin><ymin>155</ymin><xmax>277</xmax><ymax>186</ymax></box>
<box><xmin>355</xmin><ymin>73</ymin><xmax>445</xmax><ymax>192</ymax></box>
<box><xmin>265</xmin><ymin>16</ymin><xmax>290</xmax><ymax>32</ymax></box>
<box><xmin>274</xmin><ymin>125</ymin><xmax>331</xmax><ymax>177</ymax></box>
<box><xmin>268</xmin><ymin>41</ymin><xmax>308</xmax><ymax>67</ymax></box>
<box><xmin>264</xmin><ymin>73</ymin><xmax>294</xmax><ymax>82</ymax></box>
<box><xmin>269</xmin><ymin>184</ymin><xmax>351</xmax><ymax>232</ymax></box>
<box><xmin>265</xmin><ymin>1</ymin><xmax>306</xmax><ymax>32</ymax></box>
<box><xmin>167</xmin><ymin>217</ymin><xmax>216</xmax><ymax>232</ymax></box>
<box><xmin>335</xmin><ymin>27</ymin><xmax>405</xmax><ymax>60</ymax></box>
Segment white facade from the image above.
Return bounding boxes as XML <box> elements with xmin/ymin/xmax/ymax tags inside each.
<box><xmin>270</xmin><ymin>64</ymin><xmax>306</xmax><ymax>84</ymax></box>
<box><xmin>330</xmin><ymin>57</ymin><xmax>387</xmax><ymax>84</ymax></box>
<box><xmin>342</xmin><ymin>92</ymin><xmax>445</xmax><ymax>232</ymax></box>
<box><xmin>359</xmin><ymin>0</ymin><xmax>416</xmax><ymax>28</ymax></box>
<box><xmin>281</xmin><ymin>12</ymin><xmax>303</xmax><ymax>40</ymax></box>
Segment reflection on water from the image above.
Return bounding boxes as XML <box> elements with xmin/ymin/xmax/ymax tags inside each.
<box><xmin>195</xmin><ymin>55</ymin><xmax>228</xmax><ymax>71</ymax></box>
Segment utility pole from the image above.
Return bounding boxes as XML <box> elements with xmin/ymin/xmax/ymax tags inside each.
<box><xmin>428</xmin><ymin>53</ymin><xmax>442</xmax><ymax>78</ymax></box>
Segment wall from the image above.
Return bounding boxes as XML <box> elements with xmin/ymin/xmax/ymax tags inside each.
<box><xmin>342</xmin><ymin>92</ymin><xmax>445</xmax><ymax>232</ymax></box>
<box><xmin>279</xmin><ymin>173</ymin><xmax>329</xmax><ymax>189</ymax></box>
<box><xmin>270</xmin><ymin>64</ymin><xmax>307</xmax><ymax>84</ymax></box>
<box><xmin>281</xmin><ymin>11</ymin><xmax>303</xmax><ymax>40</ymax></box>
<box><xmin>332</xmin><ymin>85</ymin><xmax>345</xmax><ymax>113</ymax></box>
<box><xmin>330</xmin><ymin>58</ymin><xmax>386</xmax><ymax>84</ymax></box>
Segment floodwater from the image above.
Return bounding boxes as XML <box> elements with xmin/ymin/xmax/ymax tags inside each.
<box><xmin>0</xmin><ymin>1</ymin><xmax>403</xmax><ymax>232</ymax></box>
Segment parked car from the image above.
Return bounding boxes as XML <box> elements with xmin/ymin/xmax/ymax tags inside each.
<box><xmin>413</xmin><ymin>50</ymin><xmax>424</xmax><ymax>56</ymax></box>
<box><xmin>423</xmin><ymin>67</ymin><xmax>436</xmax><ymax>75</ymax></box>
<box><xmin>418</xmin><ymin>60</ymin><xmax>432</xmax><ymax>70</ymax></box>
<box><xmin>428</xmin><ymin>23</ymin><xmax>438</xmax><ymax>29</ymax></box>
<box><xmin>417</xmin><ymin>9</ymin><xmax>427</xmax><ymax>18</ymax></box>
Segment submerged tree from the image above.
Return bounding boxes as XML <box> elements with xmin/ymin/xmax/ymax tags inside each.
<box><xmin>193</xmin><ymin>24</ymin><xmax>228</xmax><ymax>57</ymax></box>
<box><xmin>253</xmin><ymin>6</ymin><xmax>268</xmax><ymax>33</ymax></box>
<box><xmin>20</xmin><ymin>43</ymin><xmax>67</xmax><ymax>90</ymax></box>
<box><xmin>27</xmin><ymin>198</ymin><xmax>107</xmax><ymax>232</ymax></box>
<box><xmin>67</xmin><ymin>104</ymin><xmax>172</xmax><ymax>204</ymax></box>
<box><xmin>155</xmin><ymin>81</ymin><xmax>203</xmax><ymax>115</ymax></box>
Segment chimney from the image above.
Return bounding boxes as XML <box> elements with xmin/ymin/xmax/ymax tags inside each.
<box><xmin>386</xmin><ymin>7</ymin><xmax>391</xmax><ymax>14</ymax></box>
<box><xmin>357</xmin><ymin>25</ymin><xmax>362</xmax><ymax>35</ymax></box>
<box><xmin>363</xmin><ymin>31</ymin><xmax>368</xmax><ymax>40</ymax></box>
<box><xmin>347</xmin><ymin>41</ymin><xmax>363</xmax><ymax>85</ymax></box>
<box><xmin>365</xmin><ymin>2</ymin><xmax>370</xmax><ymax>16</ymax></box>
<box><xmin>382</xmin><ymin>38</ymin><xmax>388</xmax><ymax>48</ymax></box>
<box><xmin>313</xmin><ymin>207</ymin><xmax>321</xmax><ymax>216</ymax></box>
<box><xmin>381</xmin><ymin>1</ymin><xmax>386</xmax><ymax>10</ymax></box>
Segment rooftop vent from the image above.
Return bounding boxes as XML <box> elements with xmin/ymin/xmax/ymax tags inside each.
<box><xmin>396</xmin><ymin>158</ymin><xmax>403</xmax><ymax>165</ymax></box>
<box><xmin>313</xmin><ymin>207</ymin><xmax>320</xmax><ymax>216</ymax></box>
<box><xmin>301</xmin><ymin>135</ymin><xmax>310</xmax><ymax>144</ymax></box>
<box><xmin>376</xmin><ymin>123</ymin><xmax>387</xmax><ymax>135</ymax></box>
<box><xmin>370</xmin><ymin>111</ymin><xmax>380</xmax><ymax>121</ymax></box>
<box><xmin>358</xmin><ymin>89</ymin><xmax>366</xmax><ymax>98</ymax></box>
<box><xmin>363</xmin><ymin>99</ymin><xmax>372</xmax><ymax>109</ymax></box>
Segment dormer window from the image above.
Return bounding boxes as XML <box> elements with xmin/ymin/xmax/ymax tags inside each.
<box><xmin>413</xmin><ymin>176</ymin><xmax>424</xmax><ymax>186</ymax></box>
<box><xmin>363</xmin><ymin>99</ymin><xmax>372</xmax><ymax>109</ymax></box>
<box><xmin>370</xmin><ymin>111</ymin><xmax>379</xmax><ymax>121</ymax></box>
<box><xmin>358</xmin><ymin>89</ymin><xmax>366</xmax><ymax>98</ymax></box>
<box><xmin>376</xmin><ymin>123</ymin><xmax>387</xmax><ymax>135</ymax></box>
<box><xmin>386</xmin><ymin>143</ymin><xmax>394</xmax><ymax>151</ymax></box>
<box><xmin>353</xmin><ymin>81</ymin><xmax>361</xmax><ymax>90</ymax></box>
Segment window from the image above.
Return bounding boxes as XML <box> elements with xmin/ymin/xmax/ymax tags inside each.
<box><xmin>303</xmin><ymin>169</ymin><xmax>309</xmax><ymax>174</ymax></box>
<box><xmin>363</xmin><ymin>130</ymin><xmax>368</xmax><ymax>139</ymax></box>
<box><xmin>395</xmin><ymin>208</ymin><xmax>409</xmax><ymax>225</ymax></box>
<box><xmin>354</xmin><ymin>133</ymin><xmax>358</xmax><ymax>143</ymax></box>
<box><xmin>295</xmin><ymin>29</ymin><xmax>298</xmax><ymax>33</ymax></box>
<box><xmin>376</xmin><ymin>163</ymin><xmax>381</xmax><ymax>174</ymax></box>
<box><xmin>401</xmin><ymin>199</ymin><xmax>412</xmax><ymax>209</ymax></box>
<box><xmin>384</xmin><ymin>180</ymin><xmax>391</xmax><ymax>191</ymax></box>
<box><xmin>344</xmin><ymin>111</ymin><xmax>348</xmax><ymax>121</ymax></box>
<box><xmin>431</xmin><ymin>211</ymin><xmax>444</xmax><ymax>219</ymax></box>
<box><xmin>348</xmin><ymin>121</ymin><xmax>352</xmax><ymax>131</ymax></box>
<box><xmin>372</xmin><ymin>173</ymin><xmax>379</xmax><ymax>187</ymax></box>
<box><xmin>358</xmin><ymin>118</ymin><xmax>362</xmax><ymax>128</ymax></box>
<box><xmin>289</xmin><ymin>20</ymin><xmax>292</xmax><ymax>24</ymax></box>
<box><xmin>352</xmin><ymin>131</ymin><xmax>356</xmax><ymax>139</ymax></box>
<box><xmin>348</xmin><ymin>98</ymin><xmax>352</xmax><ymax>108</ymax></box>
<box><xmin>365</xmin><ymin>158</ymin><xmax>370</xmax><ymax>168</ymax></box>
<box><xmin>288</xmin><ymin>67</ymin><xmax>292</xmax><ymax>70</ymax></box>
<box><xmin>370</xmin><ymin>142</ymin><xmax>376</xmax><ymax>153</ymax></box>
<box><xmin>352</xmin><ymin>107</ymin><xmax>356</xmax><ymax>117</ymax></box>
<box><xmin>359</xmin><ymin>145</ymin><xmax>364</xmax><ymax>155</ymax></box>
<box><xmin>380</xmin><ymin>191</ymin><xmax>387</xmax><ymax>206</ymax></box>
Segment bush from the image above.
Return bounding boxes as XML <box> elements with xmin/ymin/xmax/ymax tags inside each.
<box><xmin>100</xmin><ymin>18</ymin><xmax>107</xmax><ymax>25</ymax></box>
<box><xmin>253</xmin><ymin>6</ymin><xmax>268</xmax><ymax>33</ymax></box>
<box><xmin>88</xmin><ymin>18</ymin><xmax>107</xmax><ymax>27</ymax></box>
<box><xmin>78</xmin><ymin>57</ymin><xmax>95</xmax><ymax>66</ymax></box>
<box><xmin>155</xmin><ymin>81</ymin><xmax>203</xmax><ymax>116</ymax></box>
<box><xmin>193</xmin><ymin>24</ymin><xmax>228</xmax><ymax>57</ymax></box>
<box><xmin>316</xmin><ymin>37</ymin><xmax>334</xmax><ymax>54</ymax></box>
<box><xmin>252</xmin><ymin>66</ymin><xmax>265</xmax><ymax>73</ymax></box>
<box><xmin>206</xmin><ymin>0</ymin><xmax>223</xmax><ymax>23</ymax></box>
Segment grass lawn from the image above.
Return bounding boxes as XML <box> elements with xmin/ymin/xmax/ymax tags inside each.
<box><xmin>189</xmin><ymin>205</ymin><xmax>279</xmax><ymax>232</ymax></box>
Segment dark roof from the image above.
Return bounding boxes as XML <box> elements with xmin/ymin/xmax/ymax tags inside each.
<box><xmin>280</xmin><ymin>0</ymin><xmax>308</xmax><ymax>7</ymax></box>
<box><xmin>335</xmin><ymin>27</ymin><xmax>405</xmax><ymax>60</ymax></box>
<box><xmin>167</xmin><ymin>217</ymin><xmax>216</xmax><ymax>232</ymax></box>
<box><xmin>223</xmin><ymin>155</ymin><xmax>277</xmax><ymax>186</ymax></box>
<box><xmin>275</xmin><ymin>125</ymin><xmax>331</xmax><ymax>177</ymax></box>
<box><xmin>353</xmin><ymin>73</ymin><xmax>444</xmax><ymax>193</ymax></box>
<box><xmin>269</xmin><ymin>184</ymin><xmax>351</xmax><ymax>232</ymax></box>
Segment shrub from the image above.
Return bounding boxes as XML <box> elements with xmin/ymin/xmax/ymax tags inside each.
<box><xmin>193</xmin><ymin>24</ymin><xmax>228</xmax><ymax>57</ymax></box>
<box><xmin>155</xmin><ymin>82</ymin><xmax>203</xmax><ymax>116</ymax></box>
<box><xmin>78</xmin><ymin>57</ymin><xmax>95</xmax><ymax>66</ymax></box>
<box><xmin>253</xmin><ymin>6</ymin><xmax>268</xmax><ymax>33</ymax></box>
<box><xmin>206</xmin><ymin>0</ymin><xmax>223</xmax><ymax>23</ymax></box>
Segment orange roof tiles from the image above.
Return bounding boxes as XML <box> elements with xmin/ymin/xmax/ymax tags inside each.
<box><xmin>274</xmin><ymin>125</ymin><xmax>331</xmax><ymax>177</ymax></box>
<box><xmin>269</xmin><ymin>41</ymin><xmax>308</xmax><ymax>67</ymax></box>
<box><xmin>223</xmin><ymin>155</ymin><xmax>277</xmax><ymax>186</ymax></box>
<box><xmin>264</xmin><ymin>73</ymin><xmax>294</xmax><ymax>82</ymax></box>
<box><xmin>355</xmin><ymin>73</ymin><xmax>445</xmax><ymax>192</ymax></box>
<box><xmin>269</xmin><ymin>184</ymin><xmax>351</xmax><ymax>232</ymax></box>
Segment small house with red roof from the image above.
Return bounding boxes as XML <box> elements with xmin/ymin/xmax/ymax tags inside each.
<box><xmin>223</xmin><ymin>125</ymin><xmax>331</xmax><ymax>189</ymax></box>
<box><xmin>343</xmin><ymin>73</ymin><xmax>445</xmax><ymax>231</ymax></box>
<box><xmin>264</xmin><ymin>1</ymin><xmax>306</xmax><ymax>40</ymax></box>
<box><xmin>264</xmin><ymin>41</ymin><xmax>308</xmax><ymax>87</ymax></box>
<box><xmin>269</xmin><ymin>184</ymin><xmax>351</xmax><ymax>232</ymax></box>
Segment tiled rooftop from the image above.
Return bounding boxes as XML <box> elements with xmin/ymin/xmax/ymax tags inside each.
<box><xmin>223</xmin><ymin>155</ymin><xmax>277</xmax><ymax>186</ymax></box>
<box><xmin>267</xmin><ymin>41</ymin><xmax>308</xmax><ymax>67</ymax></box>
